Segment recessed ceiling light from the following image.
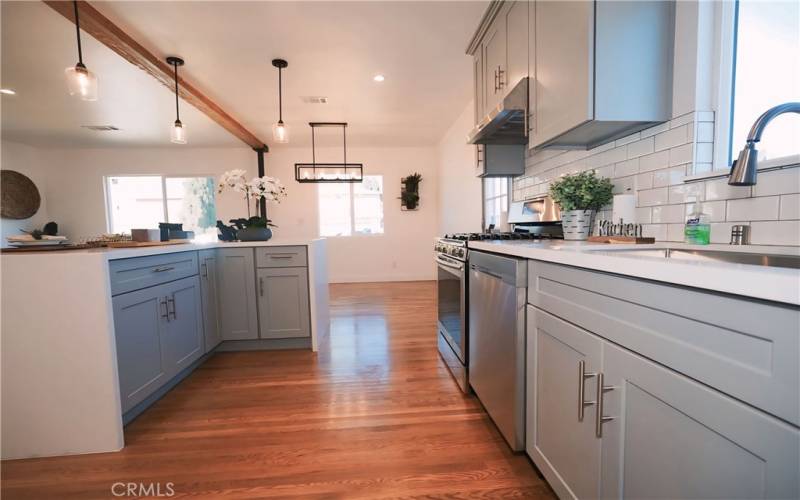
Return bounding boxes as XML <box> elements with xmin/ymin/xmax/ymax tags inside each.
<box><xmin>373</xmin><ymin>74</ymin><xmax>385</xmax><ymax>82</ymax></box>
<box><xmin>0</xmin><ymin>88</ymin><xmax>16</xmax><ymax>95</ymax></box>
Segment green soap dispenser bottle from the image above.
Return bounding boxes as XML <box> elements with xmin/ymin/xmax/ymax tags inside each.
<box><xmin>684</xmin><ymin>197</ymin><xmax>711</xmax><ymax>245</ymax></box>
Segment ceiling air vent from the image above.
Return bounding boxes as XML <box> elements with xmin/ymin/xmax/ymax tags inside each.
<box><xmin>81</xmin><ymin>125</ymin><xmax>120</xmax><ymax>131</ymax></box>
<box><xmin>301</xmin><ymin>96</ymin><xmax>328</xmax><ymax>104</ymax></box>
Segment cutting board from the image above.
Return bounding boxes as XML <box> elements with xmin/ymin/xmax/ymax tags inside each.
<box><xmin>587</xmin><ymin>236</ymin><xmax>656</xmax><ymax>244</ymax></box>
<box><xmin>106</xmin><ymin>239</ymin><xmax>192</xmax><ymax>248</ymax></box>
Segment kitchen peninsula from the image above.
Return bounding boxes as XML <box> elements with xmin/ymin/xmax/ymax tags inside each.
<box><xmin>0</xmin><ymin>239</ymin><xmax>328</xmax><ymax>460</ymax></box>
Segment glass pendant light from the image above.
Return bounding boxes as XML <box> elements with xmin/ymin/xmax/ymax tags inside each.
<box><xmin>271</xmin><ymin>59</ymin><xmax>289</xmax><ymax>144</ymax></box>
<box><xmin>167</xmin><ymin>56</ymin><xmax>187</xmax><ymax>144</ymax></box>
<box><xmin>64</xmin><ymin>1</ymin><xmax>97</xmax><ymax>101</ymax></box>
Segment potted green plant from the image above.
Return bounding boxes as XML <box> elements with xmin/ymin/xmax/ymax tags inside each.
<box><xmin>401</xmin><ymin>172</ymin><xmax>422</xmax><ymax>210</ymax></box>
<box><xmin>549</xmin><ymin>171</ymin><xmax>613</xmax><ymax>240</ymax></box>
<box><xmin>217</xmin><ymin>170</ymin><xmax>287</xmax><ymax>241</ymax></box>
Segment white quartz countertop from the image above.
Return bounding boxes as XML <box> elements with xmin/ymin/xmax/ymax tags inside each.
<box><xmin>1</xmin><ymin>238</ymin><xmax>323</xmax><ymax>261</ymax></box>
<box><xmin>468</xmin><ymin>240</ymin><xmax>800</xmax><ymax>306</ymax></box>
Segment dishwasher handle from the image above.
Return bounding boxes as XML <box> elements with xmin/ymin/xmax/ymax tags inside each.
<box><xmin>470</xmin><ymin>264</ymin><xmax>507</xmax><ymax>282</ymax></box>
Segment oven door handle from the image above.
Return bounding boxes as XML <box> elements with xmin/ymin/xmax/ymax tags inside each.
<box><xmin>436</xmin><ymin>255</ymin><xmax>464</xmax><ymax>271</ymax></box>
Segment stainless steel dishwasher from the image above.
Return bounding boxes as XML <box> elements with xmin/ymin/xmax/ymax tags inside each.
<box><xmin>468</xmin><ymin>250</ymin><xmax>527</xmax><ymax>451</ymax></box>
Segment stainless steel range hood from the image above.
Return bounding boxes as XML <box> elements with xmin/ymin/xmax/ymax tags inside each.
<box><xmin>467</xmin><ymin>78</ymin><xmax>528</xmax><ymax>145</ymax></box>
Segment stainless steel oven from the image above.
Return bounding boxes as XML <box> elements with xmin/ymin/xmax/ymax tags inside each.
<box><xmin>435</xmin><ymin>238</ymin><xmax>469</xmax><ymax>392</ymax></box>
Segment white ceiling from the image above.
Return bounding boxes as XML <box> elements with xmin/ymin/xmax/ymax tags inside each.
<box><xmin>1</xmin><ymin>1</ymin><xmax>487</xmax><ymax>149</ymax></box>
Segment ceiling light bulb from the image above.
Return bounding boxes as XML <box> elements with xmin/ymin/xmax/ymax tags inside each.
<box><xmin>0</xmin><ymin>89</ymin><xmax>16</xmax><ymax>95</ymax></box>
<box><xmin>272</xmin><ymin>121</ymin><xmax>290</xmax><ymax>144</ymax></box>
<box><xmin>171</xmin><ymin>120</ymin><xmax>186</xmax><ymax>144</ymax></box>
<box><xmin>373</xmin><ymin>74</ymin><xmax>385</xmax><ymax>82</ymax></box>
<box><xmin>65</xmin><ymin>64</ymin><xmax>97</xmax><ymax>101</ymax></box>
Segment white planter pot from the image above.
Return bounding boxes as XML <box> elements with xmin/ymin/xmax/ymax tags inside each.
<box><xmin>562</xmin><ymin>209</ymin><xmax>595</xmax><ymax>240</ymax></box>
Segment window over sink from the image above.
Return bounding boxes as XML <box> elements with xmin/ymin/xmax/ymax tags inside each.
<box><xmin>318</xmin><ymin>175</ymin><xmax>384</xmax><ymax>237</ymax></box>
<box><xmin>105</xmin><ymin>175</ymin><xmax>217</xmax><ymax>241</ymax></box>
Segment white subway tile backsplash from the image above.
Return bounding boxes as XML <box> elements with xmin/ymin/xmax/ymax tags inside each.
<box><xmin>669</xmin><ymin>143</ymin><xmax>693</xmax><ymax>166</ymax></box>
<box><xmin>753</xmin><ymin>168</ymin><xmax>800</xmax><ymax>197</ymax></box>
<box><xmin>655</xmin><ymin>125</ymin><xmax>689</xmax><ymax>151</ymax></box>
<box><xmin>614</xmin><ymin>158</ymin><xmax>640</xmax><ymax>177</ymax></box>
<box><xmin>750</xmin><ymin>221</ymin><xmax>800</xmax><ymax>246</ymax></box>
<box><xmin>514</xmin><ymin>111</ymin><xmax>796</xmax><ymax>245</ymax></box>
<box><xmin>635</xmin><ymin>207</ymin><xmax>652</xmax><ymax>224</ymax></box>
<box><xmin>638</xmin><ymin>187</ymin><xmax>669</xmax><ymax>207</ymax></box>
<box><xmin>669</xmin><ymin>182</ymin><xmax>705</xmax><ymax>203</ymax></box>
<box><xmin>639</xmin><ymin>150</ymin><xmax>670</xmax><ymax>172</ymax></box>
<box><xmin>653</xmin><ymin>165</ymin><xmax>687</xmax><ymax>187</ymax></box>
<box><xmin>779</xmin><ymin>194</ymin><xmax>800</xmax><ymax>220</ymax></box>
<box><xmin>652</xmin><ymin>204</ymin><xmax>686</xmax><ymax>223</ymax></box>
<box><xmin>726</xmin><ymin>196</ymin><xmax>780</xmax><ymax>221</ymax></box>
<box><xmin>705</xmin><ymin>178</ymin><xmax>751</xmax><ymax>201</ymax></box>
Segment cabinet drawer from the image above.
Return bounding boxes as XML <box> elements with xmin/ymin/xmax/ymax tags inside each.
<box><xmin>255</xmin><ymin>246</ymin><xmax>307</xmax><ymax>268</ymax></box>
<box><xmin>109</xmin><ymin>252</ymin><xmax>198</xmax><ymax>296</ymax></box>
<box><xmin>527</xmin><ymin>260</ymin><xmax>800</xmax><ymax>426</ymax></box>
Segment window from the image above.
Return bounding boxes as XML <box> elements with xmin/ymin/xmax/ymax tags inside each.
<box><xmin>105</xmin><ymin>176</ymin><xmax>217</xmax><ymax>240</ymax></box>
<box><xmin>318</xmin><ymin>175</ymin><xmax>384</xmax><ymax>236</ymax></box>
<box><xmin>727</xmin><ymin>0</ymin><xmax>799</xmax><ymax>166</ymax></box>
<box><xmin>483</xmin><ymin>177</ymin><xmax>509</xmax><ymax>229</ymax></box>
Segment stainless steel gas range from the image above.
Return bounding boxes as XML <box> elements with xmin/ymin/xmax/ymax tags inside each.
<box><xmin>435</xmin><ymin>230</ymin><xmax>558</xmax><ymax>394</ymax></box>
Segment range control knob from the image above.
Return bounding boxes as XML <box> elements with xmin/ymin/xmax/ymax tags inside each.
<box><xmin>457</xmin><ymin>248</ymin><xmax>465</xmax><ymax>257</ymax></box>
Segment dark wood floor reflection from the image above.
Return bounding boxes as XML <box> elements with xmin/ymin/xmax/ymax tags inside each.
<box><xmin>1</xmin><ymin>281</ymin><xmax>553</xmax><ymax>499</ymax></box>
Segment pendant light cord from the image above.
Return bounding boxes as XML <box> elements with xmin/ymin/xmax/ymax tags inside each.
<box><xmin>278</xmin><ymin>67</ymin><xmax>283</xmax><ymax>123</ymax></box>
<box><xmin>73</xmin><ymin>1</ymin><xmax>83</xmax><ymax>65</ymax></box>
<box><xmin>173</xmin><ymin>62</ymin><xmax>180</xmax><ymax>122</ymax></box>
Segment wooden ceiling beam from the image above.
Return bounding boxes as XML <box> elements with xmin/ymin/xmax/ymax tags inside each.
<box><xmin>43</xmin><ymin>0</ymin><xmax>267</xmax><ymax>150</ymax></box>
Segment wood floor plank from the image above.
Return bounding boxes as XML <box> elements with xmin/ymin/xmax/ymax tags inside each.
<box><xmin>1</xmin><ymin>281</ymin><xmax>553</xmax><ymax>499</ymax></box>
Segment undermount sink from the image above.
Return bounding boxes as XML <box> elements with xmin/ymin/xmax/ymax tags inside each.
<box><xmin>593</xmin><ymin>248</ymin><xmax>800</xmax><ymax>269</ymax></box>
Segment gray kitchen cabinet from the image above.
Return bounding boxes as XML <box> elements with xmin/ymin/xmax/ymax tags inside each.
<box><xmin>526</xmin><ymin>0</ymin><xmax>536</xmax><ymax>149</ymax></box>
<box><xmin>199</xmin><ymin>249</ymin><xmax>221</xmax><ymax>352</ymax></box>
<box><xmin>600</xmin><ymin>341</ymin><xmax>799</xmax><ymax>499</ymax></box>
<box><xmin>526</xmin><ymin>305</ymin><xmax>602</xmax><ymax>499</ymax></box>
<box><xmin>473</xmin><ymin>48</ymin><xmax>485</xmax><ymax>123</ymax></box>
<box><xmin>504</xmin><ymin>1</ymin><xmax>528</xmax><ymax>93</ymax></box>
<box><xmin>256</xmin><ymin>267</ymin><xmax>310</xmax><ymax>339</ymax></box>
<box><xmin>530</xmin><ymin>0</ymin><xmax>673</xmax><ymax>149</ymax></box>
<box><xmin>216</xmin><ymin>248</ymin><xmax>259</xmax><ymax>340</ymax></box>
<box><xmin>112</xmin><ymin>286</ymin><xmax>169</xmax><ymax>414</ymax></box>
<box><xmin>482</xmin><ymin>20</ymin><xmax>506</xmax><ymax>112</ymax></box>
<box><xmin>160</xmin><ymin>276</ymin><xmax>204</xmax><ymax>377</ymax></box>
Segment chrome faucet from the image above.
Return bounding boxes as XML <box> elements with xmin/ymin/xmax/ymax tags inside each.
<box><xmin>729</xmin><ymin>102</ymin><xmax>800</xmax><ymax>186</ymax></box>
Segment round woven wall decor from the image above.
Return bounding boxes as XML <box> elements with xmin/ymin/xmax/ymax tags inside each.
<box><xmin>1</xmin><ymin>170</ymin><xmax>41</xmax><ymax>220</ymax></box>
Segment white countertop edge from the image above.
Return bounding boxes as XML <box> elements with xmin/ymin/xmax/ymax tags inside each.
<box><xmin>468</xmin><ymin>241</ymin><xmax>800</xmax><ymax>306</ymax></box>
<box><xmin>1</xmin><ymin>238</ymin><xmax>325</xmax><ymax>261</ymax></box>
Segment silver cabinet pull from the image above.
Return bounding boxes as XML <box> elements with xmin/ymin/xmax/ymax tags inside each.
<box><xmin>160</xmin><ymin>298</ymin><xmax>170</xmax><ymax>321</ymax></box>
<box><xmin>494</xmin><ymin>69</ymin><xmax>499</xmax><ymax>92</ymax></box>
<box><xmin>152</xmin><ymin>266</ymin><xmax>175</xmax><ymax>273</ymax></box>
<box><xmin>167</xmin><ymin>295</ymin><xmax>176</xmax><ymax>320</ymax></box>
<box><xmin>201</xmin><ymin>262</ymin><xmax>208</xmax><ymax>278</ymax></box>
<box><xmin>269</xmin><ymin>254</ymin><xmax>293</xmax><ymax>259</ymax></box>
<box><xmin>259</xmin><ymin>277</ymin><xmax>264</xmax><ymax>297</ymax></box>
<box><xmin>497</xmin><ymin>66</ymin><xmax>504</xmax><ymax>90</ymax></box>
<box><xmin>578</xmin><ymin>360</ymin><xmax>597</xmax><ymax>422</ymax></box>
<box><xmin>595</xmin><ymin>372</ymin><xmax>615</xmax><ymax>438</ymax></box>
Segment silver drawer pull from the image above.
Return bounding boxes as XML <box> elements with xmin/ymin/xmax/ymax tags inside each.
<box><xmin>269</xmin><ymin>255</ymin><xmax>294</xmax><ymax>259</ymax></box>
<box><xmin>595</xmin><ymin>373</ymin><xmax>616</xmax><ymax>438</ymax></box>
<box><xmin>578</xmin><ymin>360</ymin><xmax>596</xmax><ymax>422</ymax></box>
<box><xmin>152</xmin><ymin>266</ymin><xmax>175</xmax><ymax>273</ymax></box>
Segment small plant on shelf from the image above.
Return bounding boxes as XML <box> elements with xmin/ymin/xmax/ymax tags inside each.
<box><xmin>548</xmin><ymin>170</ymin><xmax>613</xmax><ymax>240</ymax></box>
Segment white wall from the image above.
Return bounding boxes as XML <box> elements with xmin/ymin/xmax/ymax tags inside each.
<box><xmin>36</xmin><ymin>144</ymin><xmax>440</xmax><ymax>282</ymax></box>
<box><xmin>436</xmin><ymin>100</ymin><xmax>482</xmax><ymax>235</ymax></box>
<box><xmin>0</xmin><ymin>141</ymin><xmax>51</xmax><ymax>247</ymax></box>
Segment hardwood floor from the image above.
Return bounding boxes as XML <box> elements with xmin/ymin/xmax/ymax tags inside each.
<box><xmin>1</xmin><ymin>281</ymin><xmax>554</xmax><ymax>499</ymax></box>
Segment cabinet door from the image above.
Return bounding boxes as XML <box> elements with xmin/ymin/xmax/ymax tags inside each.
<box><xmin>161</xmin><ymin>276</ymin><xmax>204</xmax><ymax>377</ymax></box>
<box><xmin>473</xmin><ymin>49</ymin><xmax>485</xmax><ymax>124</ymax></box>
<box><xmin>483</xmin><ymin>19</ymin><xmax>507</xmax><ymax>112</ymax></box>
<box><xmin>505</xmin><ymin>1</ymin><xmax>528</xmax><ymax>90</ymax></box>
<box><xmin>199</xmin><ymin>250</ymin><xmax>221</xmax><ymax>352</ymax></box>
<box><xmin>527</xmin><ymin>0</ymin><xmax>536</xmax><ymax>150</ymax></box>
<box><xmin>533</xmin><ymin>0</ymin><xmax>594</xmax><ymax>147</ymax></box>
<box><xmin>113</xmin><ymin>287</ymin><xmax>168</xmax><ymax>413</ymax></box>
<box><xmin>256</xmin><ymin>267</ymin><xmax>310</xmax><ymax>339</ymax></box>
<box><xmin>600</xmin><ymin>342</ymin><xmax>800</xmax><ymax>499</ymax></box>
<box><xmin>217</xmin><ymin>248</ymin><xmax>259</xmax><ymax>340</ymax></box>
<box><xmin>526</xmin><ymin>306</ymin><xmax>603</xmax><ymax>499</ymax></box>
